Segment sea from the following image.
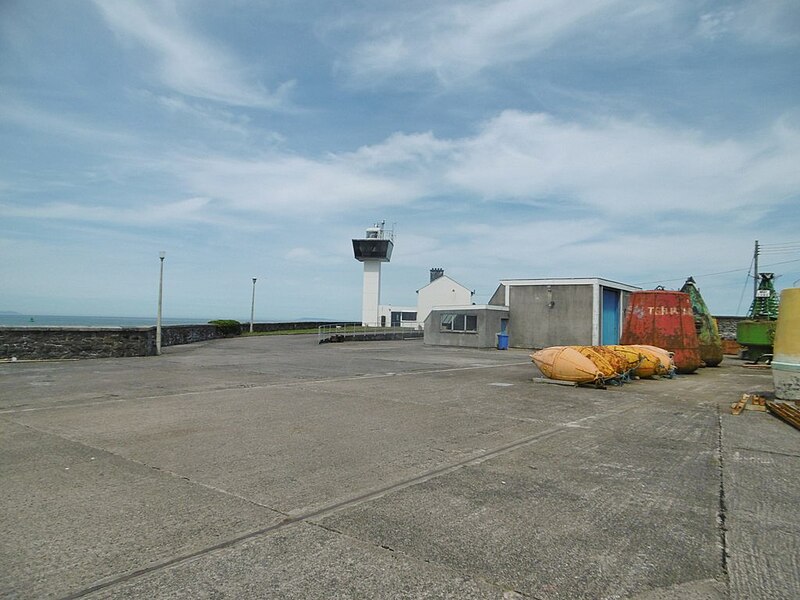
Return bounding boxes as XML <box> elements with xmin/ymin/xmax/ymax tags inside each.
<box><xmin>0</xmin><ymin>314</ymin><xmax>215</xmax><ymax>328</ymax></box>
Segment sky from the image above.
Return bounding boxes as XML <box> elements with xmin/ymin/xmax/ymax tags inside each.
<box><xmin>1</xmin><ymin>0</ymin><xmax>799</xmax><ymax>321</ymax></box>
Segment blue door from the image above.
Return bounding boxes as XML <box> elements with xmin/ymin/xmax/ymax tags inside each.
<box><xmin>601</xmin><ymin>288</ymin><xmax>620</xmax><ymax>345</ymax></box>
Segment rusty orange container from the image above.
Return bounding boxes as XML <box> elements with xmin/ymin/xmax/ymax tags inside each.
<box><xmin>620</xmin><ymin>290</ymin><xmax>702</xmax><ymax>374</ymax></box>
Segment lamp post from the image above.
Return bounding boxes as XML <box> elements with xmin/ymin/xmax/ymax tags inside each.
<box><xmin>250</xmin><ymin>277</ymin><xmax>257</xmax><ymax>333</ymax></box>
<box><xmin>156</xmin><ymin>251</ymin><xmax>166</xmax><ymax>355</ymax></box>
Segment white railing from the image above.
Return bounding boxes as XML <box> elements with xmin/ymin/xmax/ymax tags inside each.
<box><xmin>317</xmin><ymin>323</ymin><xmax>423</xmax><ymax>343</ymax></box>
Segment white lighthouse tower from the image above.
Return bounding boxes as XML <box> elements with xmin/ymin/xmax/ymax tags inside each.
<box><xmin>352</xmin><ymin>221</ymin><xmax>394</xmax><ymax>326</ymax></box>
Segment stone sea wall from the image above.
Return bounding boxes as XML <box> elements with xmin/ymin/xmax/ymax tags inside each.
<box><xmin>0</xmin><ymin>322</ymin><xmax>351</xmax><ymax>361</ymax></box>
<box><xmin>0</xmin><ymin>327</ymin><xmax>156</xmax><ymax>360</ymax></box>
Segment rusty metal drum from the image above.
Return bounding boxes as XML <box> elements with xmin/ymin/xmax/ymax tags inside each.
<box><xmin>772</xmin><ymin>288</ymin><xmax>800</xmax><ymax>400</ymax></box>
<box><xmin>620</xmin><ymin>290</ymin><xmax>702</xmax><ymax>374</ymax></box>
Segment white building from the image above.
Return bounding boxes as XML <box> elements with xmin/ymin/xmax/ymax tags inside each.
<box><xmin>377</xmin><ymin>304</ymin><xmax>418</xmax><ymax>328</ymax></box>
<box><xmin>377</xmin><ymin>268</ymin><xmax>473</xmax><ymax>328</ymax></box>
<box><xmin>416</xmin><ymin>268</ymin><xmax>474</xmax><ymax>326</ymax></box>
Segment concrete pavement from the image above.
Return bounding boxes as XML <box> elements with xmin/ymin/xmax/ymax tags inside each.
<box><xmin>1</xmin><ymin>335</ymin><xmax>797</xmax><ymax>599</ymax></box>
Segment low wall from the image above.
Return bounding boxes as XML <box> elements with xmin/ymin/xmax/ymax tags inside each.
<box><xmin>715</xmin><ymin>316</ymin><xmax>745</xmax><ymax>340</ymax></box>
<box><xmin>0</xmin><ymin>321</ymin><xmax>350</xmax><ymax>360</ymax></box>
<box><xmin>319</xmin><ymin>330</ymin><xmax>423</xmax><ymax>344</ymax></box>
<box><xmin>0</xmin><ymin>327</ymin><xmax>156</xmax><ymax>360</ymax></box>
<box><xmin>161</xmin><ymin>325</ymin><xmax>223</xmax><ymax>348</ymax></box>
<box><xmin>251</xmin><ymin>321</ymin><xmax>359</xmax><ymax>333</ymax></box>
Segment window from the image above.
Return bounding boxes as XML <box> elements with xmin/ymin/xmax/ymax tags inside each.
<box><xmin>392</xmin><ymin>311</ymin><xmax>417</xmax><ymax>326</ymax></box>
<box><xmin>440</xmin><ymin>313</ymin><xmax>477</xmax><ymax>332</ymax></box>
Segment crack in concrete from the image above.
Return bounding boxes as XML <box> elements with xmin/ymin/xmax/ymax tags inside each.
<box><xmin>3</xmin><ymin>418</ymin><xmax>291</xmax><ymax>520</ymax></box>
<box><xmin>716</xmin><ymin>406</ymin><xmax>730</xmax><ymax>582</ymax></box>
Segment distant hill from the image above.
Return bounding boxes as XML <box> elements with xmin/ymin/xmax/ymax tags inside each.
<box><xmin>0</xmin><ymin>310</ymin><xmax>21</xmax><ymax>315</ymax></box>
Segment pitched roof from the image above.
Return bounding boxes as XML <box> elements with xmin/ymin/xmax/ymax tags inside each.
<box><xmin>417</xmin><ymin>274</ymin><xmax>472</xmax><ymax>294</ymax></box>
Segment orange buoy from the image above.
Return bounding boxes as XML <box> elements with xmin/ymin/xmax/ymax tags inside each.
<box><xmin>531</xmin><ymin>346</ymin><xmax>605</xmax><ymax>384</ymax></box>
<box><xmin>621</xmin><ymin>290</ymin><xmax>702</xmax><ymax>374</ymax></box>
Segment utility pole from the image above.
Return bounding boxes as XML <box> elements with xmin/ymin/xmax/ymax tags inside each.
<box><xmin>753</xmin><ymin>240</ymin><xmax>759</xmax><ymax>302</ymax></box>
<box><xmin>250</xmin><ymin>278</ymin><xmax>257</xmax><ymax>333</ymax></box>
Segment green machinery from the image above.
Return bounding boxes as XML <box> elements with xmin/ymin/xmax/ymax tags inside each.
<box><xmin>736</xmin><ymin>272</ymin><xmax>780</xmax><ymax>361</ymax></box>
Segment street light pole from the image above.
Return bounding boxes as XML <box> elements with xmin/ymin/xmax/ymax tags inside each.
<box><xmin>250</xmin><ymin>277</ymin><xmax>257</xmax><ymax>333</ymax></box>
<box><xmin>156</xmin><ymin>251</ymin><xmax>166</xmax><ymax>355</ymax></box>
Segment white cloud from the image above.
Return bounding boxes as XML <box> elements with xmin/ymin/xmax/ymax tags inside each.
<box><xmin>152</xmin><ymin>94</ymin><xmax>254</xmax><ymax>136</ymax></box>
<box><xmin>1</xmin><ymin>197</ymin><xmax>216</xmax><ymax>226</ymax></box>
<box><xmin>696</xmin><ymin>10</ymin><xmax>736</xmax><ymax>41</ymax></box>
<box><xmin>147</xmin><ymin>110</ymin><xmax>800</xmax><ymax>224</ymax></box>
<box><xmin>0</xmin><ymin>100</ymin><xmax>135</xmax><ymax>143</ymax></box>
<box><xmin>92</xmin><ymin>0</ymin><xmax>292</xmax><ymax>108</ymax></box>
<box><xmin>9</xmin><ymin>107</ymin><xmax>796</xmax><ymax>234</ymax></box>
<box><xmin>335</xmin><ymin>0</ymin><xmax>798</xmax><ymax>86</ymax></box>
<box><xmin>444</xmin><ymin>111</ymin><xmax>800</xmax><ymax>216</ymax></box>
<box><xmin>334</xmin><ymin>0</ymin><xmax>650</xmax><ymax>82</ymax></box>
<box><xmin>698</xmin><ymin>1</ymin><xmax>800</xmax><ymax>46</ymax></box>
<box><xmin>285</xmin><ymin>246</ymin><xmax>343</xmax><ymax>265</ymax></box>
<box><xmin>346</xmin><ymin>132</ymin><xmax>454</xmax><ymax>169</ymax></box>
<box><xmin>169</xmin><ymin>153</ymin><xmax>427</xmax><ymax>217</ymax></box>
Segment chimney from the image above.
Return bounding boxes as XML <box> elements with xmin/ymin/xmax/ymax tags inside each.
<box><xmin>430</xmin><ymin>268</ymin><xmax>444</xmax><ymax>282</ymax></box>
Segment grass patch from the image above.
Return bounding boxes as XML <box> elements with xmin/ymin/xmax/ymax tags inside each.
<box><xmin>242</xmin><ymin>328</ymin><xmax>320</xmax><ymax>336</ymax></box>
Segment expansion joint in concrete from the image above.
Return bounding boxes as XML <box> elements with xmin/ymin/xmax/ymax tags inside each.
<box><xmin>58</xmin><ymin>421</ymin><xmax>582</xmax><ymax>599</ymax></box>
<box><xmin>10</xmin><ymin>418</ymin><xmax>291</xmax><ymax>519</ymax></box>
<box><xmin>715</xmin><ymin>406</ymin><xmax>730</xmax><ymax>581</ymax></box>
<box><xmin>728</xmin><ymin>445</ymin><xmax>800</xmax><ymax>460</ymax></box>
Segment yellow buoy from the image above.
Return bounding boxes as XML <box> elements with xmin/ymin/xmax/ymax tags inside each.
<box><xmin>588</xmin><ymin>346</ymin><xmax>629</xmax><ymax>377</ymax></box>
<box><xmin>630</xmin><ymin>345</ymin><xmax>674</xmax><ymax>377</ymax></box>
<box><xmin>773</xmin><ymin>288</ymin><xmax>800</xmax><ymax>400</ymax></box>
<box><xmin>606</xmin><ymin>345</ymin><xmax>645</xmax><ymax>374</ymax></box>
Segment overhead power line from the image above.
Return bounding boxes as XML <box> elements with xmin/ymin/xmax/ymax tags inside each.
<box><xmin>736</xmin><ymin>255</ymin><xmax>756</xmax><ymax>315</ymax></box>
<box><xmin>761</xmin><ymin>258</ymin><xmax>800</xmax><ymax>268</ymax></box>
<box><xmin>759</xmin><ymin>240</ymin><xmax>800</xmax><ymax>248</ymax></box>
<box><xmin>759</xmin><ymin>248</ymin><xmax>800</xmax><ymax>255</ymax></box>
<box><xmin>635</xmin><ymin>257</ymin><xmax>800</xmax><ymax>286</ymax></box>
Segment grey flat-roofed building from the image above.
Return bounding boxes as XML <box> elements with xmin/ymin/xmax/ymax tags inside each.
<box><xmin>424</xmin><ymin>305</ymin><xmax>509</xmax><ymax>348</ymax></box>
<box><xmin>489</xmin><ymin>278</ymin><xmax>640</xmax><ymax>349</ymax></box>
